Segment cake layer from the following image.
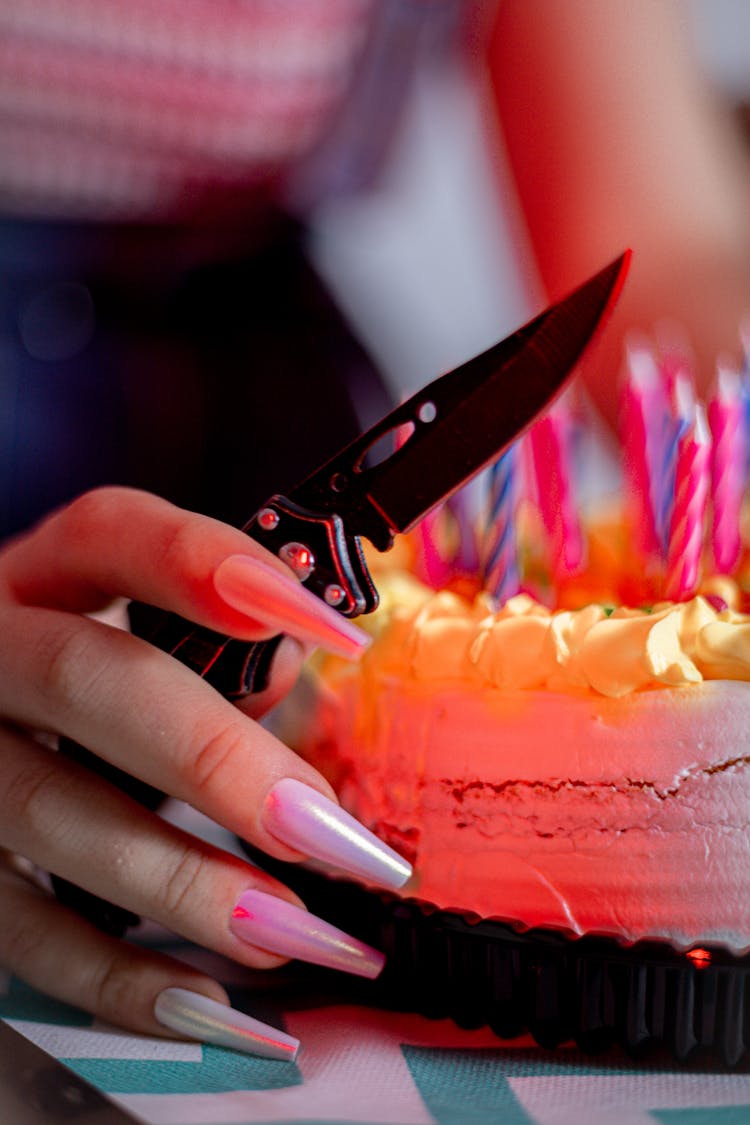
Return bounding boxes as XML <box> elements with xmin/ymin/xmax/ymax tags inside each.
<box><xmin>295</xmin><ymin>676</ymin><xmax>750</xmax><ymax>951</ymax></box>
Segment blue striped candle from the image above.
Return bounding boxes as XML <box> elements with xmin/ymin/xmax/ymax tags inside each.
<box><xmin>482</xmin><ymin>443</ymin><xmax>520</xmax><ymax>603</ymax></box>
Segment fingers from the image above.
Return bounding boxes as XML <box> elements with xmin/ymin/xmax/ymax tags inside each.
<box><xmin>0</xmin><ymin>486</ymin><xmax>409</xmax><ymax>1040</ymax></box>
<box><xmin>0</xmin><ymin>861</ymin><xmax>300</xmax><ymax>1059</ymax></box>
<box><xmin>0</xmin><ymin>726</ymin><xmax>386</xmax><ymax>980</ymax></box>
<box><xmin>0</xmin><ymin>859</ymin><xmax>227</xmax><ymax>1029</ymax></box>
<box><xmin>0</xmin><ymin>722</ymin><xmax>291</xmax><ymax>965</ymax></box>
<box><xmin>0</xmin><ymin>605</ymin><xmax>411</xmax><ymax>889</ymax></box>
<box><xmin>0</xmin><ymin>487</ymin><xmax>408</xmax><ymax>885</ymax></box>
<box><xmin>0</xmin><ymin>603</ymin><xmax>326</xmax><ymax>858</ymax></box>
<box><xmin>0</xmin><ymin>487</ymin><xmax>368</xmax><ymax>660</ymax></box>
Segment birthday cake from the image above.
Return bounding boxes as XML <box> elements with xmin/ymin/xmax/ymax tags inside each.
<box><xmin>288</xmin><ymin>573</ymin><xmax>750</xmax><ymax>952</ymax></box>
<box><xmin>261</xmin><ymin>340</ymin><xmax>750</xmax><ymax>1061</ymax></box>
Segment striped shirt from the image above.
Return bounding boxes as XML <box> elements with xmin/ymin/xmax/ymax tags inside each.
<box><xmin>0</xmin><ymin>0</ymin><xmax>375</xmax><ymax>218</ymax></box>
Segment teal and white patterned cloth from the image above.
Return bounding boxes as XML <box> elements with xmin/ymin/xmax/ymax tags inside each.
<box><xmin>5</xmin><ymin>933</ymin><xmax>750</xmax><ymax>1125</ymax></box>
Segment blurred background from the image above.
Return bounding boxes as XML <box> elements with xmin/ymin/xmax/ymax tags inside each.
<box><xmin>311</xmin><ymin>0</ymin><xmax>750</xmax><ymax>397</ymax></box>
<box><xmin>2</xmin><ymin>0</ymin><xmax>750</xmax><ymax>537</ymax></box>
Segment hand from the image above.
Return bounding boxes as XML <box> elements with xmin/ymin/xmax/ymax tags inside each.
<box><xmin>489</xmin><ymin>0</ymin><xmax>750</xmax><ymax>425</ymax></box>
<box><xmin>0</xmin><ymin>488</ymin><xmax>410</xmax><ymax>1057</ymax></box>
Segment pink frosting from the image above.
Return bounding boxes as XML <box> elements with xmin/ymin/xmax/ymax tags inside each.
<box><xmin>299</xmin><ymin>676</ymin><xmax>750</xmax><ymax>950</ymax></box>
<box><xmin>290</xmin><ymin>577</ymin><xmax>750</xmax><ymax>951</ymax></box>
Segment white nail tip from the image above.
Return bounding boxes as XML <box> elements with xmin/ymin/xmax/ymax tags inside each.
<box><xmin>154</xmin><ymin>988</ymin><xmax>299</xmax><ymax>1062</ymax></box>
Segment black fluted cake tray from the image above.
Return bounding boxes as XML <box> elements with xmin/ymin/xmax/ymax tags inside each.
<box><xmin>241</xmin><ymin>844</ymin><xmax>750</xmax><ymax>1067</ymax></box>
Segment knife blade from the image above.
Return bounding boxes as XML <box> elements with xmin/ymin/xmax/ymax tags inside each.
<box><xmin>0</xmin><ymin>1020</ymin><xmax>141</xmax><ymax>1124</ymax></box>
<box><xmin>54</xmin><ymin>250</ymin><xmax>630</xmax><ymax>935</ymax></box>
<box><xmin>293</xmin><ymin>251</ymin><xmax>630</xmax><ymax>550</ymax></box>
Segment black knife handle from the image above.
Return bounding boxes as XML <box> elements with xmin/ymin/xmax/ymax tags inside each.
<box><xmin>127</xmin><ymin>494</ymin><xmax>378</xmax><ymax>699</ymax></box>
<box><xmin>52</xmin><ymin>495</ymin><xmax>378</xmax><ymax>935</ymax></box>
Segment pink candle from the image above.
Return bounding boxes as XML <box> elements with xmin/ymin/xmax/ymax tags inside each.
<box><xmin>659</xmin><ymin>360</ymin><xmax>696</xmax><ymax>550</ymax></box>
<box><xmin>528</xmin><ymin>398</ymin><xmax>584</xmax><ymax>580</ymax></box>
<box><xmin>660</xmin><ymin>340</ymin><xmax>696</xmax><ymax>406</ymax></box>
<box><xmin>665</xmin><ymin>404</ymin><xmax>711</xmax><ymax>601</ymax></box>
<box><xmin>393</xmin><ymin>421</ymin><xmax>454</xmax><ymax>588</ymax></box>
<box><xmin>708</xmin><ymin>365</ymin><xmax>745</xmax><ymax>574</ymax></box>
<box><xmin>619</xmin><ymin>343</ymin><xmax>667</xmax><ymax>562</ymax></box>
<box><xmin>412</xmin><ymin>508</ymin><xmax>455</xmax><ymax>588</ymax></box>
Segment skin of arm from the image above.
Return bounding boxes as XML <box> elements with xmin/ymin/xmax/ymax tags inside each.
<box><xmin>484</xmin><ymin>0</ymin><xmax>750</xmax><ymax>423</ymax></box>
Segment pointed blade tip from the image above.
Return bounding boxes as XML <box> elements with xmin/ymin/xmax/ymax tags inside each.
<box><xmin>602</xmin><ymin>248</ymin><xmax>632</xmax><ymax>312</ymax></box>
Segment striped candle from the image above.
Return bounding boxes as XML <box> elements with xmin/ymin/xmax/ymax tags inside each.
<box><xmin>482</xmin><ymin>444</ymin><xmax>520</xmax><ymax>603</ymax></box>
<box><xmin>413</xmin><ymin>508</ymin><xmax>455</xmax><ymax>589</ymax></box>
<box><xmin>447</xmin><ymin>485</ymin><xmax>481</xmax><ymax>575</ymax></box>
<box><xmin>527</xmin><ymin>399</ymin><xmax>585</xmax><ymax>580</ymax></box>
<box><xmin>394</xmin><ymin>420</ymin><xmax>453</xmax><ymax>588</ymax></box>
<box><xmin>619</xmin><ymin>343</ymin><xmax>666</xmax><ymax>563</ymax></box>
<box><xmin>664</xmin><ymin>403</ymin><xmax>712</xmax><ymax>601</ymax></box>
<box><xmin>708</xmin><ymin>364</ymin><xmax>745</xmax><ymax>575</ymax></box>
<box><xmin>657</xmin><ymin>359</ymin><xmax>695</xmax><ymax>552</ymax></box>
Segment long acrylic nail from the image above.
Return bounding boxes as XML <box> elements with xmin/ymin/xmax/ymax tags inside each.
<box><xmin>213</xmin><ymin>554</ymin><xmax>370</xmax><ymax>659</ymax></box>
<box><xmin>264</xmin><ymin>778</ymin><xmax>412</xmax><ymax>890</ymax></box>
<box><xmin>230</xmin><ymin>889</ymin><xmax>385</xmax><ymax>979</ymax></box>
<box><xmin>154</xmin><ymin>988</ymin><xmax>299</xmax><ymax>1061</ymax></box>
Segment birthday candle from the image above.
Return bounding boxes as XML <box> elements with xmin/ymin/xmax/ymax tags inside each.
<box><xmin>664</xmin><ymin>403</ymin><xmax>711</xmax><ymax>601</ymax></box>
<box><xmin>708</xmin><ymin>364</ymin><xmax>745</xmax><ymax>575</ymax></box>
<box><xmin>740</xmin><ymin>374</ymin><xmax>750</xmax><ymax>482</ymax></box>
<box><xmin>413</xmin><ymin>508</ymin><xmax>455</xmax><ymax>588</ymax></box>
<box><xmin>658</xmin><ymin>355</ymin><xmax>695</xmax><ymax>552</ymax></box>
<box><xmin>739</xmin><ymin>314</ymin><xmax>750</xmax><ymax>373</ymax></box>
<box><xmin>619</xmin><ymin>343</ymin><xmax>666</xmax><ymax>563</ymax></box>
<box><xmin>527</xmin><ymin>398</ymin><xmax>585</xmax><ymax>580</ymax></box>
<box><xmin>447</xmin><ymin>486</ymin><xmax>481</xmax><ymax>574</ymax></box>
<box><xmin>739</xmin><ymin>321</ymin><xmax>750</xmax><ymax>480</ymax></box>
<box><xmin>394</xmin><ymin>420</ymin><xmax>453</xmax><ymax>587</ymax></box>
<box><xmin>482</xmin><ymin>444</ymin><xmax>519</xmax><ymax>602</ymax></box>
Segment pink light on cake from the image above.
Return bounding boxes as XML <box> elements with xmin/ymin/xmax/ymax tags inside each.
<box><xmin>686</xmin><ymin>948</ymin><xmax>712</xmax><ymax>970</ymax></box>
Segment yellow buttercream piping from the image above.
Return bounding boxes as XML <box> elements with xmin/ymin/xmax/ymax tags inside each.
<box><xmin>355</xmin><ymin>573</ymin><xmax>750</xmax><ymax>697</ymax></box>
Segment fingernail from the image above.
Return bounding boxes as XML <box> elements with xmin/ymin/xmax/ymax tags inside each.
<box><xmin>154</xmin><ymin>988</ymin><xmax>299</xmax><ymax>1062</ymax></box>
<box><xmin>213</xmin><ymin>554</ymin><xmax>370</xmax><ymax>660</ymax></box>
<box><xmin>264</xmin><ymin>778</ymin><xmax>412</xmax><ymax>890</ymax></box>
<box><xmin>230</xmin><ymin>889</ymin><xmax>385</xmax><ymax>979</ymax></box>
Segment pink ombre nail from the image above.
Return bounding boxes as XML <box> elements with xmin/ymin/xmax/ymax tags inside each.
<box><xmin>264</xmin><ymin>778</ymin><xmax>412</xmax><ymax>890</ymax></box>
<box><xmin>230</xmin><ymin>889</ymin><xmax>385</xmax><ymax>979</ymax></box>
<box><xmin>213</xmin><ymin>554</ymin><xmax>369</xmax><ymax>660</ymax></box>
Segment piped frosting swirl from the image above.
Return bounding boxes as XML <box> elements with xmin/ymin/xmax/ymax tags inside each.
<box><xmin>356</xmin><ymin>575</ymin><xmax>750</xmax><ymax>698</ymax></box>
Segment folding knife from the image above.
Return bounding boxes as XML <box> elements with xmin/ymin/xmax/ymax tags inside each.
<box><xmin>128</xmin><ymin>251</ymin><xmax>630</xmax><ymax>698</ymax></box>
